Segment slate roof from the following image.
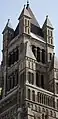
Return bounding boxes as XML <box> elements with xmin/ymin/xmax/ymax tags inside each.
<box><xmin>18</xmin><ymin>7</ymin><xmax>31</xmax><ymax>19</ymax></box>
<box><xmin>42</xmin><ymin>15</ymin><xmax>53</xmax><ymax>29</ymax></box>
<box><xmin>2</xmin><ymin>19</ymin><xmax>14</xmax><ymax>34</ymax></box>
<box><xmin>27</xmin><ymin>7</ymin><xmax>40</xmax><ymax>27</ymax></box>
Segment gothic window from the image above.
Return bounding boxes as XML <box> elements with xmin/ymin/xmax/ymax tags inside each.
<box><xmin>49</xmin><ymin>53</ymin><xmax>52</xmax><ymax>60</ymax></box>
<box><xmin>42</xmin><ymin>114</ymin><xmax>44</xmax><ymax>119</ymax></box>
<box><xmin>41</xmin><ymin>75</ymin><xmax>44</xmax><ymax>89</ymax></box>
<box><xmin>28</xmin><ymin>72</ymin><xmax>31</xmax><ymax>83</ymax></box>
<box><xmin>28</xmin><ymin>72</ymin><xmax>34</xmax><ymax>85</ymax></box>
<box><xmin>54</xmin><ymin>112</ymin><xmax>56</xmax><ymax>118</ymax></box>
<box><xmin>28</xmin><ymin>20</ymin><xmax>29</xmax><ymax>26</ymax></box>
<box><xmin>32</xmin><ymin>90</ymin><xmax>35</xmax><ymax>101</ymax></box>
<box><xmin>51</xmin><ymin>31</ymin><xmax>52</xmax><ymax>37</ymax></box>
<box><xmin>37</xmin><ymin>47</ymin><xmax>40</xmax><ymax>62</ymax></box>
<box><xmin>42</xmin><ymin>49</ymin><xmax>45</xmax><ymax>63</ymax></box>
<box><xmin>36</xmin><ymin>72</ymin><xmax>39</xmax><ymax>87</ymax></box>
<box><xmin>28</xmin><ymin>89</ymin><xmax>30</xmax><ymax>100</ymax></box>
<box><xmin>32</xmin><ymin>73</ymin><xmax>34</xmax><ymax>85</ymax></box>
<box><xmin>37</xmin><ymin>92</ymin><xmax>39</xmax><ymax>102</ymax></box>
<box><xmin>51</xmin><ymin>38</ymin><xmax>53</xmax><ymax>44</ymax></box>
<box><xmin>42</xmin><ymin>94</ymin><xmax>43</xmax><ymax>104</ymax></box>
<box><xmin>48</xmin><ymin>30</ymin><xmax>50</xmax><ymax>36</ymax></box>
<box><xmin>25</xmin><ymin>19</ymin><xmax>27</xmax><ymax>26</ymax></box>
<box><xmin>48</xmin><ymin>97</ymin><xmax>49</xmax><ymax>106</ymax></box>
<box><xmin>50</xmin><ymin>111</ymin><xmax>52</xmax><ymax>116</ymax></box>
<box><xmin>45</xmin><ymin>115</ymin><xmax>48</xmax><ymax>119</ymax></box>
<box><xmin>48</xmin><ymin>37</ymin><xmax>50</xmax><ymax>43</ymax></box>
<box><xmin>35</xmin><ymin>105</ymin><xmax>37</xmax><ymax>111</ymax></box>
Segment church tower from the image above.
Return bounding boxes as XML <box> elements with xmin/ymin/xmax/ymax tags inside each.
<box><xmin>0</xmin><ymin>1</ymin><xmax>58</xmax><ymax>119</ymax></box>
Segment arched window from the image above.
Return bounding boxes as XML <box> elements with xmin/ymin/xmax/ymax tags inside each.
<box><xmin>28</xmin><ymin>89</ymin><xmax>30</xmax><ymax>100</ymax></box>
<box><xmin>42</xmin><ymin>49</ymin><xmax>45</xmax><ymax>63</ymax></box>
<box><xmin>49</xmin><ymin>53</ymin><xmax>52</xmax><ymax>60</ymax></box>
<box><xmin>48</xmin><ymin>30</ymin><xmax>50</xmax><ymax>36</ymax></box>
<box><xmin>45</xmin><ymin>115</ymin><xmax>48</xmax><ymax>119</ymax></box>
<box><xmin>42</xmin><ymin>114</ymin><xmax>44</xmax><ymax>119</ymax></box>
<box><xmin>32</xmin><ymin>90</ymin><xmax>35</xmax><ymax>101</ymax></box>
<box><xmin>51</xmin><ymin>39</ymin><xmax>53</xmax><ymax>44</ymax></box>
<box><xmin>37</xmin><ymin>92</ymin><xmax>39</xmax><ymax>102</ymax></box>
<box><xmin>25</xmin><ymin>19</ymin><xmax>27</xmax><ymax>26</ymax></box>
<box><xmin>28</xmin><ymin>72</ymin><xmax>34</xmax><ymax>85</ymax></box>
<box><xmin>37</xmin><ymin>47</ymin><xmax>40</xmax><ymax>62</ymax></box>
<box><xmin>41</xmin><ymin>75</ymin><xmax>44</xmax><ymax>89</ymax></box>
<box><xmin>51</xmin><ymin>31</ymin><xmax>52</xmax><ymax>37</ymax></box>
<box><xmin>36</xmin><ymin>72</ymin><xmax>39</xmax><ymax>87</ymax></box>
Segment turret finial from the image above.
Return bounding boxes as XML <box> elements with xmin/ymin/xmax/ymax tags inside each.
<box><xmin>7</xmin><ymin>19</ymin><xmax>10</xmax><ymax>26</ymax></box>
<box><xmin>46</xmin><ymin>15</ymin><xmax>48</xmax><ymax>19</ymax></box>
<box><xmin>26</xmin><ymin>0</ymin><xmax>29</xmax><ymax>9</ymax></box>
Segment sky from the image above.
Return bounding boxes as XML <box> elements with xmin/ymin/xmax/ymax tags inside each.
<box><xmin>0</xmin><ymin>0</ymin><xmax>58</xmax><ymax>63</ymax></box>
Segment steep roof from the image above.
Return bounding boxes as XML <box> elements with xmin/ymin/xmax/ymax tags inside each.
<box><xmin>42</xmin><ymin>15</ymin><xmax>53</xmax><ymax>29</ymax></box>
<box><xmin>18</xmin><ymin>7</ymin><xmax>31</xmax><ymax>19</ymax></box>
<box><xmin>2</xmin><ymin>19</ymin><xmax>14</xmax><ymax>34</ymax></box>
<box><xmin>18</xmin><ymin>4</ymin><xmax>40</xmax><ymax>28</ymax></box>
<box><xmin>27</xmin><ymin>7</ymin><xmax>40</xmax><ymax>27</ymax></box>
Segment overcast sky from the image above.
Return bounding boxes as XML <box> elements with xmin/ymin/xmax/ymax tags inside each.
<box><xmin>0</xmin><ymin>0</ymin><xmax>58</xmax><ymax>63</ymax></box>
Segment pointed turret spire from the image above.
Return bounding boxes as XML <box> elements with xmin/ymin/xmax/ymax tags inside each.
<box><xmin>2</xmin><ymin>19</ymin><xmax>14</xmax><ymax>34</ymax></box>
<box><xmin>42</xmin><ymin>15</ymin><xmax>53</xmax><ymax>29</ymax></box>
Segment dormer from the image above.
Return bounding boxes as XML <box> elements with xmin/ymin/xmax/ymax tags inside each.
<box><xmin>42</xmin><ymin>15</ymin><xmax>54</xmax><ymax>45</ymax></box>
<box><xmin>18</xmin><ymin>3</ymin><xmax>31</xmax><ymax>36</ymax></box>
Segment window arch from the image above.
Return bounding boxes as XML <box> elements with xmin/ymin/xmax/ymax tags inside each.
<box><xmin>37</xmin><ymin>92</ymin><xmax>39</xmax><ymax>102</ymax></box>
<box><xmin>37</xmin><ymin>47</ymin><xmax>40</xmax><ymax>62</ymax></box>
<box><xmin>42</xmin><ymin>49</ymin><xmax>45</xmax><ymax>63</ymax></box>
<box><xmin>51</xmin><ymin>38</ymin><xmax>53</xmax><ymax>44</ymax></box>
<box><xmin>42</xmin><ymin>114</ymin><xmax>44</xmax><ymax>119</ymax></box>
<box><xmin>28</xmin><ymin>89</ymin><xmax>30</xmax><ymax>100</ymax></box>
<box><xmin>36</xmin><ymin>72</ymin><xmax>39</xmax><ymax>87</ymax></box>
<box><xmin>32</xmin><ymin>90</ymin><xmax>35</xmax><ymax>101</ymax></box>
<box><xmin>41</xmin><ymin>74</ymin><xmax>44</xmax><ymax>89</ymax></box>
